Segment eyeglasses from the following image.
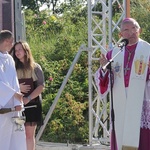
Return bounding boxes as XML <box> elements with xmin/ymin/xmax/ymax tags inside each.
<box><xmin>121</xmin><ymin>27</ymin><xmax>139</xmax><ymax>34</ymax></box>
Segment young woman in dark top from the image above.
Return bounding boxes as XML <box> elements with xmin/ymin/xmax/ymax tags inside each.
<box><xmin>10</xmin><ymin>41</ymin><xmax>45</xmax><ymax>150</ymax></box>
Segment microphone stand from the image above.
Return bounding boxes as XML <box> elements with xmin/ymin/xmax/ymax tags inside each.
<box><xmin>102</xmin><ymin>46</ymin><xmax>125</xmax><ymax>150</ymax></box>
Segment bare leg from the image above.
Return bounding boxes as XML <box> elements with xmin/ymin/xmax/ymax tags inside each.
<box><xmin>25</xmin><ymin>125</ymin><xmax>37</xmax><ymax>150</ymax></box>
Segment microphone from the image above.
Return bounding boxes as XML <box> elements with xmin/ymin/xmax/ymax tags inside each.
<box><xmin>118</xmin><ymin>39</ymin><xmax>129</xmax><ymax>48</ymax></box>
<box><xmin>102</xmin><ymin>39</ymin><xmax>129</xmax><ymax>71</ymax></box>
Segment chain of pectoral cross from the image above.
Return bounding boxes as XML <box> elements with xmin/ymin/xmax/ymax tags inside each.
<box><xmin>124</xmin><ymin>48</ymin><xmax>135</xmax><ymax>75</ymax></box>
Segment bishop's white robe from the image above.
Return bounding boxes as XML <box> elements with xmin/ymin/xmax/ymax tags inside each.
<box><xmin>95</xmin><ymin>39</ymin><xmax>150</xmax><ymax>150</ymax></box>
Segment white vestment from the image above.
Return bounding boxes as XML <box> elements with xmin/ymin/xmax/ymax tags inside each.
<box><xmin>0</xmin><ymin>52</ymin><xmax>26</xmax><ymax>150</ymax></box>
<box><xmin>111</xmin><ymin>39</ymin><xmax>150</xmax><ymax>150</ymax></box>
<box><xmin>95</xmin><ymin>39</ymin><xmax>150</xmax><ymax>150</ymax></box>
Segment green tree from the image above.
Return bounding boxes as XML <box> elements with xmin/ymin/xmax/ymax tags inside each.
<box><xmin>130</xmin><ymin>0</ymin><xmax>150</xmax><ymax>42</ymax></box>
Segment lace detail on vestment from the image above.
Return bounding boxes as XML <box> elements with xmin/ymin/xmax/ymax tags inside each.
<box><xmin>141</xmin><ymin>100</ymin><xmax>150</xmax><ymax>129</ymax></box>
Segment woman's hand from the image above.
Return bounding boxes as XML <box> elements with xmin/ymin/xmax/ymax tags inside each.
<box><xmin>20</xmin><ymin>82</ymin><xmax>31</xmax><ymax>93</ymax></box>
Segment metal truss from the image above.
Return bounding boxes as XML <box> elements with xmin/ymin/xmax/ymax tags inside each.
<box><xmin>88</xmin><ymin>0</ymin><xmax>127</xmax><ymax>146</ymax></box>
<box><xmin>35</xmin><ymin>0</ymin><xmax>128</xmax><ymax>147</ymax></box>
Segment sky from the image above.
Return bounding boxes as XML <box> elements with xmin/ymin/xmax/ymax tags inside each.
<box><xmin>39</xmin><ymin>1</ymin><xmax>65</xmax><ymax>11</ymax></box>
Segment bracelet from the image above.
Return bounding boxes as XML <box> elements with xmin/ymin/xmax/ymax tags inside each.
<box><xmin>27</xmin><ymin>95</ymin><xmax>32</xmax><ymax>101</ymax></box>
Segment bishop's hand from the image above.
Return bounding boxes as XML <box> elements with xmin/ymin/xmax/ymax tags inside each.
<box><xmin>100</xmin><ymin>53</ymin><xmax>108</xmax><ymax>71</ymax></box>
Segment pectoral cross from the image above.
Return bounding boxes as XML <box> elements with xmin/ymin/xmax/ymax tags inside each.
<box><xmin>124</xmin><ymin>66</ymin><xmax>130</xmax><ymax>75</ymax></box>
<box><xmin>124</xmin><ymin>48</ymin><xmax>134</xmax><ymax>75</ymax></box>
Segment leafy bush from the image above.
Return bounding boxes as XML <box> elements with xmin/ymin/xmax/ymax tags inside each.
<box><xmin>24</xmin><ymin>6</ymin><xmax>89</xmax><ymax>144</ymax></box>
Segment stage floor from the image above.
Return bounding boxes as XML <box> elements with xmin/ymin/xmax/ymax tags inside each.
<box><xmin>36</xmin><ymin>141</ymin><xmax>110</xmax><ymax>150</ymax></box>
